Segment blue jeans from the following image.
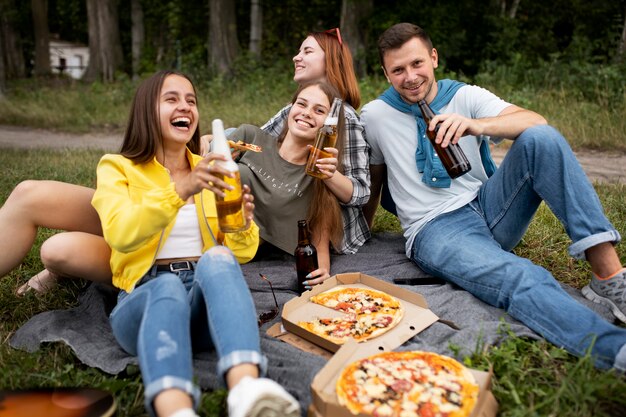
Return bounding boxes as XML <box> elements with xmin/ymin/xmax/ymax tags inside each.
<box><xmin>109</xmin><ymin>246</ymin><xmax>266</xmax><ymax>416</ymax></box>
<box><xmin>411</xmin><ymin>125</ymin><xmax>626</xmax><ymax>369</ymax></box>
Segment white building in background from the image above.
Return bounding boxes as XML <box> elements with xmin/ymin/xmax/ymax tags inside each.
<box><xmin>49</xmin><ymin>39</ymin><xmax>89</xmax><ymax>79</ymax></box>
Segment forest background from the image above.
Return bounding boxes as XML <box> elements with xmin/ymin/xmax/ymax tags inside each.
<box><xmin>1</xmin><ymin>0</ymin><xmax>625</xmax><ymax>98</ymax></box>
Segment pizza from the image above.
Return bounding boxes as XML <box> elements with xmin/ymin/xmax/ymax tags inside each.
<box><xmin>228</xmin><ymin>139</ymin><xmax>262</xmax><ymax>152</ymax></box>
<box><xmin>298</xmin><ymin>287</ymin><xmax>404</xmax><ymax>344</ymax></box>
<box><xmin>310</xmin><ymin>287</ymin><xmax>403</xmax><ymax>316</ymax></box>
<box><xmin>336</xmin><ymin>351</ymin><xmax>479</xmax><ymax>417</ymax></box>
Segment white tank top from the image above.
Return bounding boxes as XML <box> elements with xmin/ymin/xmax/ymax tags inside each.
<box><xmin>156</xmin><ymin>204</ymin><xmax>203</xmax><ymax>259</ymax></box>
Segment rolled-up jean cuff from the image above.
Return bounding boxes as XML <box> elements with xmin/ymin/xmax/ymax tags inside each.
<box><xmin>144</xmin><ymin>376</ymin><xmax>201</xmax><ymax>417</ymax></box>
<box><xmin>615</xmin><ymin>344</ymin><xmax>626</xmax><ymax>372</ymax></box>
<box><xmin>568</xmin><ymin>230</ymin><xmax>621</xmax><ymax>260</ymax></box>
<box><xmin>217</xmin><ymin>350</ymin><xmax>267</xmax><ymax>385</ymax></box>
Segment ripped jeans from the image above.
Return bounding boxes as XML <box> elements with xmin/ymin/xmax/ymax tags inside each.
<box><xmin>110</xmin><ymin>246</ymin><xmax>266</xmax><ymax>416</ymax></box>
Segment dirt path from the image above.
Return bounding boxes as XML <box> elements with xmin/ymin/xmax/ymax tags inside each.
<box><xmin>1</xmin><ymin>124</ymin><xmax>625</xmax><ymax>184</ymax></box>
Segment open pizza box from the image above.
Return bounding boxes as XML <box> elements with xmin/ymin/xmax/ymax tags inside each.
<box><xmin>278</xmin><ymin>272</ymin><xmax>440</xmax><ymax>353</ymax></box>
<box><xmin>308</xmin><ymin>340</ymin><xmax>499</xmax><ymax>417</ymax></box>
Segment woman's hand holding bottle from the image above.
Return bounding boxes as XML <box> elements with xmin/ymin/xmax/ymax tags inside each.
<box><xmin>241</xmin><ymin>184</ymin><xmax>255</xmax><ymax>230</ymax></box>
<box><xmin>175</xmin><ymin>153</ymin><xmax>234</xmax><ymax>201</ymax></box>
<box><xmin>308</xmin><ymin>145</ymin><xmax>339</xmax><ymax>179</ymax></box>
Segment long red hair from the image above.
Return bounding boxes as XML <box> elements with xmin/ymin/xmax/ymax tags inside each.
<box><xmin>308</xmin><ymin>31</ymin><xmax>361</xmax><ymax>110</ymax></box>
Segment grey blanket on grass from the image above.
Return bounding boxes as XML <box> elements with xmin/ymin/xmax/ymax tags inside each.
<box><xmin>10</xmin><ymin>233</ymin><xmax>613</xmax><ymax>413</ymax></box>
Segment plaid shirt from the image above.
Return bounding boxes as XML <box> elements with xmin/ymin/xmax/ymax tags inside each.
<box><xmin>261</xmin><ymin>103</ymin><xmax>371</xmax><ymax>253</ymax></box>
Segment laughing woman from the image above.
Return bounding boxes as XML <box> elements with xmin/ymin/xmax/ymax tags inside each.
<box><xmin>91</xmin><ymin>70</ymin><xmax>299</xmax><ymax>417</ymax></box>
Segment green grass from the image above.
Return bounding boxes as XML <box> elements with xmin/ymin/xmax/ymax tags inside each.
<box><xmin>1</xmin><ymin>148</ymin><xmax>625</xmax><ymax>416</ymax></box>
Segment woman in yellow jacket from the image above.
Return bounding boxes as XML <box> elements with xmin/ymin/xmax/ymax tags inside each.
<box><xmin>91</xmin><ymin>70</ymin><xmax>299</xmax><ymax>417</ymax></box>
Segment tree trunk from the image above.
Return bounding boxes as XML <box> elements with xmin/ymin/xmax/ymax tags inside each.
<box><xmin>83</xmin><ymin>0</ymin><xmax>123</xmax><ymax>82</ymax></box>
<box><xmin>249</xmin><ymin>0</ymin><xmax>262</xmax><ymax>59</ymax></box>
<box><xmin>340</xmin><ymin>0</ymin><xmax>372</xmax><ymax>78</ymax></box>
<box><xmin>508</xmin><ymin>0</ymin><xmax>521</xmax><ymax>19</ymax></box>
<box><xmin>0</xmin><ymin>0</ymin><xmax>26</xmax><ymax>79</ymax></box>
<box><xmin>0</xmin><ymin>12</ymin><xmax>5</xmax><ymax>99</ymax></box>
<box><xmin>208</xmin><ymin>0</ymin><xmax>240</xmax><ymax>75</ymax></box>
<box><xmin>131</xmin><ymin>0</ymin><xmax>144</xmax><ymax>80</ymax></box>
<box><xmin>617</xmin><ymin>5</ymin><xmax>626</xmax><ymax>63</ymax></box>
<box><xmin>498</xmin><ymin>0</ymin><xmax>521</xmax><ymax>19</ymax></box>
<box><xmin>82</xmin><ymin>0</ymin><xmax>100</xmax><ymax>81</ymax></box>
<box><xmin>31</xmin><ymin>0</ymin><xmax>51</xmax><ymax>76</ymax></box>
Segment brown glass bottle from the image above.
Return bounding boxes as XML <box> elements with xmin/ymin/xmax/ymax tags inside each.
<box><xmin>305</xmin><ymin>97</ymin><xmax>342</xmax><ymax>179</ymax></box>
<box><xmin>294</xmin><ymin>220</ymin><xmax>318</xmax><ymax>294</ymax></box>
<box><xmin>417</xmin><ymin>99</ymin><xmax>471</xmax><ymax>179</ymax></box>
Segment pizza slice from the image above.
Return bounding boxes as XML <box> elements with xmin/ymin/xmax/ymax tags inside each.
<box><xmin>298</xmin><ymin>314</ymin><xmax>358</xmax><ymax>345</ymax></box>
<box><xmin>228</xmin><ymin>139</ymin><xmax>262</xmax><ymax>152</ymax></box>
<box><xmin>310</xmin><ymin>287</ymin><xmax>404</xmax><ymax>317</ymax></box>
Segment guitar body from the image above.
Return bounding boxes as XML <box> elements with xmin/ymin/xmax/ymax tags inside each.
<box><xmin>0</xmin><ymin>387</ymin><xmax>116</xmax><ymax>417</ymax></box>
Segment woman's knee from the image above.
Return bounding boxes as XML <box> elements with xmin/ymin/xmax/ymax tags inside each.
<box><xmin>198</xmin><ymin>246</ymin><xmax>237</xmax><ymax>268</ymax></box>
<box><xmin>5</xmin><ymin>180</ymin><xmax>44</xmax><ymax>209</ymax></box>
<box><xmin>39</xmin><ymin>232</ymin><xmax>111</xmax><ymax>280</ymax></box>
<box><xmin>195</xmin><ymin>246</ymin><xmax>241</xmax><ymax>286</ymax></box>
<box><xmin>40</xmin><ymin>234</ymin><xmax>74</xmax><ymax>273</ymax></box>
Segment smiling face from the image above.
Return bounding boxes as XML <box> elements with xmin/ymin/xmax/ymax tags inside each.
<box><xmin>158</xmin><ymin>74</ymin><xmax>199</xmax><ymax>147</ymax></box>
<box><xmin>292</xmin><ymin>36</ymin><xmax>327</xmax><ymax>84</ymax></box>
<box><xmin>382</xmin><ymin>37</ymin><xmax>439</xmax><ymax>104</ymax></box>
<box><xmin>287</xmin><ymin>84</ymin><xmax>331</xmax><ymax>142</ymax></box>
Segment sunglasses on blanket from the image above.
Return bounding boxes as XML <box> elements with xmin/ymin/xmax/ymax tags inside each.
<box><xmin>257</xmin><ymin>274</ymin><xmax>279</xmax><ymax>327</ymax></box>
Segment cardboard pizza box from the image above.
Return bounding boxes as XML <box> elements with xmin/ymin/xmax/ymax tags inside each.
<box><xmin>281</xmin><ymin>272</ymin><xmax>439</xmax><ymax>353</ymax></box>
<box><xmin>308</xmin><ymin>395</ymin><xmax>498</xmax><ymax>417</ymax></box>
<box><xmin>310</xmin><ymin>340</ymin><xmax>498</xmax><ymax>417</ymax></box>
<box><xmin>307</xmin><ymin>404</ymin><xmax>322</xmax><ymax>417</ymax></box>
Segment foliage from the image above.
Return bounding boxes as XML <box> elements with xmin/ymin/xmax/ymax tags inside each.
<box><xmin>7</xmin><ymin>0</ymin><xmax>626</xmax><ymax>81</ymax></box>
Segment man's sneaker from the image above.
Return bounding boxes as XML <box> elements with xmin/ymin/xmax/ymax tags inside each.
<box><xmin>582</xmin><ymin>269</ymin><xmax>626</xmax><ymax>323</ymax></box>
<box><xmin>227</xmin><ymin>376</ymin><xmax>300</xmax><ymax>417</ymax></box>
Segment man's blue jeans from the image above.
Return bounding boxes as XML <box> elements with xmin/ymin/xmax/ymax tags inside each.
<box><xmin>411</xmin><ymin>125</ymin><xmax>626</xmax><ymax>369</ymax></box>
<box><xmin>109</xmin><ymin>246</ymin><xmax>266</xmax><ymax>415</ymax></box>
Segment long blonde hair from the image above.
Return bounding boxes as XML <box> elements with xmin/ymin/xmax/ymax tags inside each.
<box><xmin>278</xmin><ymin>81</ymin><xmax>345</xmax><ymax>250</ymax></box>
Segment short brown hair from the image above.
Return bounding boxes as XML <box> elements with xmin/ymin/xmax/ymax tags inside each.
<box><xmin>377</xmin><ymin>23</ymin><xmax>433</xmax><ymax>69</ymax></box>
<box><xmin>120</xmin><ymin>70</ymin><xmax>201</xmax><ymax>163</ymax></box>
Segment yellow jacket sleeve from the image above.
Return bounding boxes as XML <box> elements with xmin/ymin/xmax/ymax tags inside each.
<box><xmin>224</xmin><ymin>221</ymin><xmax>259</xmax><ymax>264</ymax></box>
<box><xmin>92</xmin><ymin>154</ymin><xmax>186</xmax><ymax>253</ymax></box>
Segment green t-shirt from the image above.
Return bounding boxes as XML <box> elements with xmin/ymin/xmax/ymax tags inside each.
<box><xmin>230</xmin><ymin>124</ymin><xmax>314</xmax><ymax>254</ymax></box>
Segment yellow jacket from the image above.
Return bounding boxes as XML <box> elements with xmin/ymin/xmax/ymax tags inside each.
<box><xmin>92</xmin><ymin>150</ymin><xmax>259</xmax><ymax>292</ymax></box>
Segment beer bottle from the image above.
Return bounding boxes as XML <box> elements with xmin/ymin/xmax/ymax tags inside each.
<box><xmin>305</xmin><ymin>97</ymin><xmax>342</xmax><ymax>179</ymax></box>
<box><xmin>294</xmin><ymin>219</ymin><xmax>318</xmax><ymax>294</ymax></box>
<box><xmin>211</xmin><ymin>119</ymin><xmax>246</xmax><ymax>233</ymax></box>
<box><xmin>417</xmin><ymin>99</ymin><xmax>471</xmax><ymax>179</ymax></box>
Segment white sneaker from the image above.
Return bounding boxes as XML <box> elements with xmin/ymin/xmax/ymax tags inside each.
<box><xmin>227</xmin><ymin>376</ymin><xmax>300</xmax><ymax>417</ymax></box>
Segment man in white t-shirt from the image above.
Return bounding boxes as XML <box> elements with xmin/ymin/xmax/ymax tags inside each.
<box><xmin>361</xmin><ymin>22</ymin><xmax>626</xmax><ymax>371</ymax></box>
